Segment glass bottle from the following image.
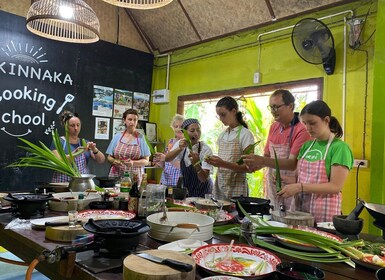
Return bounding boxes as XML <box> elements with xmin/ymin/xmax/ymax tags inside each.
<box><xmin>120</xmin><ymin>171</ymin><xmax>132</xmax><ymax>201</ymax></box>
<box><xmin>129</xmin><ymin>174</ymin><xmax>139</xmax><ymax>213</ymax></box>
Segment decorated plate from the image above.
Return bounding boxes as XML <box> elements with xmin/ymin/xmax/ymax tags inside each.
<box><xmin>191</xmin><ymin>243</ymin><xmax>281</xmax><ymax>278</ymax></box>
<box><xmin>77</xmin><ymin>210</ymin><xmax>135</xmax><ymax>221</ymax></box>
<box><xmin>158</xmin><ymin>239</ymin><xmax>208</xmax><ymax>254</ymax></box>
<box><xmin>201</xmin><ymin>276</ymin><xmax>244</xmax><ymax>280</ymax></box>
<box><xmin>352</xmin><ymin>257</ymin><xmax>384</xmax><ymax>271</ymax></box>
<box><xmin>273</xmin><ymin>226</ymin><xmax>342</xmax><ymax>253</ymax></box>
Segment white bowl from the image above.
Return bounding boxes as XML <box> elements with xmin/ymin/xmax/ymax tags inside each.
<box><xmin>48</xmin><ymin>192</ymin><xmax>101</xmax><ymax>212</ymax></box>
<box><xmin>146</xmin><ymin>212</ymin><xmax>215</xmax><ymax>242</ymax></box>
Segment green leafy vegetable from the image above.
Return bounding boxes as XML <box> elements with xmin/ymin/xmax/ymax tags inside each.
<box><xmin>143</xmin><ymin>133</ymin><xmax>155</xmax><ymax>155</ymax></box>
<box><xmin>272</xmin><ymin>147</ymin><xmax>281</xmax><ymax>192</ymax></box>
<box><xmin>7</xmin><ymin>129</ymin><xmax>81</xmax><ymax>177</ymax></box>
<box><xmin>231</xmin><ymin>201</ymin><xmax>364</xmax><ymax>267</ymax></box>
<box><xmin>181</xmin><ymin>129</ymin><xmax>193</xmax><ymax>150</ymax></box>
<box><xmin>236</xmin><ymin>141</ymin><xmax>261</xmax><ymax>165</ymax></box>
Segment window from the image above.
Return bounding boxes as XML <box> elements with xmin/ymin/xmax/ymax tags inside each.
<box><xmin>178</xmin><ymin>78</ymin><xmax>322</xmax><ymax>197</ymax></box>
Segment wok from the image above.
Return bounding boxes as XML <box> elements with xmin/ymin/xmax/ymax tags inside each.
<box><xmin>362</xmin><ymin>199</ymin><xmax>385</xmax><ymax>228</ymax></box>
<box><xmin>95</xmin><ymin>177</ymin><xmax>119</xmax><ymax>188</ymax></box>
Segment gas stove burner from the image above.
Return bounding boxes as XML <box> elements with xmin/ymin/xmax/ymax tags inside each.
<box><xmin>4</xmin><ymin>193</ymin><xmax>52</xmax><ymax>219</ymax></box>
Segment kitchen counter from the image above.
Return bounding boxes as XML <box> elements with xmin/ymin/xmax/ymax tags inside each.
<box><xmin>0</xmin><ymin>211</ymin><xmax>381</xmax><ymax>280</ymax></box>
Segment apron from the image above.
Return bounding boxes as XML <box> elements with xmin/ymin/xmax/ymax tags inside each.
<box><xmin>265</xmin><ymin>124</ymin><xmax>297</xmax><ymax>211</ymax></box>
<box><xmin>214</xmin><ymin>126</ymin><xmax>248</xmax><ymax>200</ymax></box>
<box><xmin>52</xmin><ymin>138</ymin><xmax>89</xmax><ymax>183</ymax></box>
<box><xmin>161</xmin><ymin>138</ymin><xmax>180</xmax><ymax>187</ymax></box>
<box><xmin>297</xmin><ymin>134</ymin><xmax>340</xmax><ymax>223</ymax></box>
<box><xmin>108</xmin><ymin>131</ymin><xmax>143</xmax><ymax>184</ymax></box>
<box><xmin>181</xmin><ymin>142</ymin><xmax>213</xmax><ymax>198</ymax></box>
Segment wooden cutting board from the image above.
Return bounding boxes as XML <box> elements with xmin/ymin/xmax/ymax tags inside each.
<box><xmin>45</xmin><ymin>224</ymin><xmax>87</xmax><ymax>242</ymax></box>
<box><xmin>272</xmin><ymin>210</ymin><xmax>314</xmax><ymax>227</ymax></box>
<box><xmin>123</xmin><ymin>250</ymin><xmax>195</xmax><ymax>280</ymax></box>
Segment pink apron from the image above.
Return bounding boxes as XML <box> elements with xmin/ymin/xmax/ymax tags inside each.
<box><xmin>108</xmin><ymin>132</ymin><xmax>143</xmax><ymax>184</ymax></box>
<box><xmin>266</xmin><ymin>142</ymin><xmax>297</xmax><ymax>211</ymax></box>
<box><xmin>214</xmin><ymin>126</ymin><xmax>248</xmax><ymax>200</ymax></box>
<box><xmin>297</xmin><ymin>134</ymin><xmax>341</xmax><ymax>223</ymax></box>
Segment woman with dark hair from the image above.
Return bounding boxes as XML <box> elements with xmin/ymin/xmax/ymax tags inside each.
<box><xmin>106</xmin><ymin>109</ymin><xmax>150</xmax><ymax>182</ymax></box>
<box><xmin>165</xmin><ymin>118</ymin><xmax>213</xmax><ymax>197</ymax></box>
<box><xmin>206</xmin><ymin>96</ymin><xmax>254</xmax><ymax>200</ymax></box>
<box><xmin>51</xmin><ymin>110</ymin><xmax>105</xmax><ymax>182</ymax></box>
<box><xmin>277</xmin><ymin>100</ymin><xmax>353</xmax><ymax>223</ymax></box>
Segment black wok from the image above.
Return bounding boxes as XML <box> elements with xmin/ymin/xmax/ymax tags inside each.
<box><xmin>362</xmin><ymin>200</ymin><xmax>385</xmax><ymax>228</ymax></box>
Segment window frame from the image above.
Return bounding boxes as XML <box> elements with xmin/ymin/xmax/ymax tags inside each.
<box><xmin>177</xmin><ymin>78</ymin><xmax>323</xmax><ymax>114</ymax></box>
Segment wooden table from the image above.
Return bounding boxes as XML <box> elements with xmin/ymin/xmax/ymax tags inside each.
<box><xmin>0</xmin><ymin>211</ymin><xmax>380</xmax><ymax>280</ymax></box>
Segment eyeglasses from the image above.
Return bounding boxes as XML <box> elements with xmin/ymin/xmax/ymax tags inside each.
<box><xmin>267</xmin><ymin>104</ymin><xmax>286</xmax><ymax>112</ymax></box>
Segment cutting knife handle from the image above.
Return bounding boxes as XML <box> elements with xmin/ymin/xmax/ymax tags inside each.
<box><xmin>162</xmin><ymin>259</ymin><xmax>193</xmax><ymax>272</ymax></box>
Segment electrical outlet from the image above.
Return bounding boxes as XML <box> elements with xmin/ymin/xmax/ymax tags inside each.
<box><xmin>353</xmin><ymin>159</ymin><xmax>368</xmax><ymax>168</ymax></box>
<box><xmin>253</xmin><ymin>72</ymin><xmax>260</xmax><ymax>84</ymax></box>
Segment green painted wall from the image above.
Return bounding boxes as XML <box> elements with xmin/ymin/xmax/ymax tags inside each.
<box><xmin>151</xmin><ymin>1</ymin><xmax>380</xmax><ymax>233</ymax></box>
<box><xmin>369</xmin><ymin>0</ymin><xmax>385</xmax><ymax>235</ymax></box>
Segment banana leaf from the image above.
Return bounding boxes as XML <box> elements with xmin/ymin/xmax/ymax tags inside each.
<box><xmin>236</xmin><ymin>140</ymin><xmax>261</xmax><ymax>165</ymax></box>
<box><xmin>181</xmin><ymin>129</ymin><xmax>193</xmax><ymax>150</ymax></box>
<box><xmin>143</xmin><ymin>133</ymin><xmax>155</xmax><ymax>155</ymax></box>
<box><xmin>272</xmin><ymin>147</ymin><xmax>281</xmax><ymax>192</ymax></box>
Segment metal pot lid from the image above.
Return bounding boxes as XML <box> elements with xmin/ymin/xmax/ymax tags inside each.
<box><xmin>83</xmin><ymin>219</ymin><xmax>150</xmax><ymax>237</ymax></box>
<box><xmin>4</xmin><ymin>193</ymin><xmax>53</xmax><ymax>202</ymax></box>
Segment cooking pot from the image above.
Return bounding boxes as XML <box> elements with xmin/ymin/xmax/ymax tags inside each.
<box><xmin>48</xmin><ymin>192</ymin><xmax>101</xmax><ymax>212</ymax></box>
<box><xmin>146</xmin><ymin>212</ymin><xmax>214</xmax><ymax>242</ymax></box>
<box><xmin>95</xmin><ymin>177</ymin><xmax>119</xmax><ymax>188</ymax></box>
<box><xmin>68</xmin><ymin>174</ymin><xmax>95</xmax><ymax>192</ymax></box>
<box><xmin>3</xmin><ymin>193</ymin><xmax>53</xmax><ymax>218</ymax></box>
<box><xmin>230</xmin><ymin>196</ymin><xmax>271</xmax><ymax>218</ymax></box>
<box><xmin>83</xmin><ymin>219</ymin><xmax>150</xmax><ymax>257</ymax></box>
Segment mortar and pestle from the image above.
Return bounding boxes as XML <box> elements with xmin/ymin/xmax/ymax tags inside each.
<box><xmin>333</xmin><ymin>200</ymin><xmax>364</xmax><ymax>240</ymax></box>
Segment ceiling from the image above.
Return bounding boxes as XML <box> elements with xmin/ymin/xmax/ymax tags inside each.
<box><xmin>124</xmin><ymin>0</ymin><xmax>360</xmax><ymax>54</ymax></box>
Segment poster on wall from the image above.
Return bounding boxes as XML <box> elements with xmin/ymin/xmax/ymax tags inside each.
<box><xmin>92</xmin><ymin>85</ymin><xmax>113</xmax><ymax>117</ymax></box>
<box><xmin>112</xmin><ymin>118</ymin><xmax>125</xmax><ymax>135</ymax></box>
<box><xmin>133</xmin><ymin>92</ymin><xmax>150</xmax><ymax>121</ymax></box>
<box><xmin>94</xmin><ymin>117</ymin><xmax>110</xmax><ymax>140</ymax></box>
<box><xmin>113</xmin><ymin>88</ymin><xmax>133</xmax><ymax>118</ymax></box>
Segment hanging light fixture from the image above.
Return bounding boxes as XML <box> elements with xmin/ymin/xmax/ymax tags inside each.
<box><xmin>101</xmin><ymin>0</ymin><xmax>174</xmax><ymax>9</ymax></box>
<box><xmin>26</xmin><ymin>0</ymin><xmax>100</xmax><ymax>43</ymax></box>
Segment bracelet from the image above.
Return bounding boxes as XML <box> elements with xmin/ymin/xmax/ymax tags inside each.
<box><xmin>93</xmin><ymin>149</ymin><xmax>99</xmax><ymax>155</ymax></box>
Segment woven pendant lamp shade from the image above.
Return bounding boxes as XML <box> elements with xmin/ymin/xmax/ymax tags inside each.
<box><xmin>102</xmin><ymin>0</ymin><xmax>174</xmax><ymax>9</ymax></box>
<box><xmin>26</xmin><ymin>0</ymin><xmax>100</xmax><ymax>43</ymax></box>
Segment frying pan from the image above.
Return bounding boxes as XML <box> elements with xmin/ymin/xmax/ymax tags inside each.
<box><xmin>362</xmin><ymin>200</ymin><xmax>385</xmax><ymax>228</ymax></box>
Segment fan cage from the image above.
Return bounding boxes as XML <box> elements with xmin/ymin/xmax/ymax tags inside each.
<box><xmin>26</xmin><ymin>0</ymin><xmax>100</xmax><ymax>43</ymax></box>
<box><xmin>102</xmin><ymin>0</ymin><xmax>174</xmax><ymax>9</ymax></box>
<box><xmin>291</xmin><ymin>18</ymin><xmax>334</xmax><ymax>65</ymax></box>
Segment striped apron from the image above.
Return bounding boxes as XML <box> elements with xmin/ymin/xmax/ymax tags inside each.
<box><xmin>297</xmin><ymin>134</ymin><xmax>341</xmax><ymax>223</ymax></box>
<box><xmin>52</xmin><ymin>138</ymin><xmax>89</xmax><ymax>183</ymax></box>
<box><xmin>181</xmin><ymin>142</ymin><xmax>213</xmax><ymax>198</ymax></box>
<box><xmin>214</xmin><ymin>126</ymin><xmax>248</xmax><ymax>200</ymax></box>
<box><xmin>108</xmin><ymin>132</ymin><xmax>143</xmax><ymax>184</ymax></box>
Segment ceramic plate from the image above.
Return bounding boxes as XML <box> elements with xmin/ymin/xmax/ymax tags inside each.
<box><xmin>201</xmin><ymin>276</ymin><xmax>244</xmax><ymax>280</ymax></box>
<box><xmin>158</xmin><ymin>238</ymin><xmax>208</xmax><ymax>254</ymax></box>
<box><xmin>191</xmin><ymin>243</ymin><xmax>281</xmax><ymax>278</ymax></box>
<box><xmin>77</xmin><ymin>210</ymin><xmax>135</xmax><ymax>221</ymax></box>
<box><xmin>274</xmin><ymin>226</ymin><xmax>342</xmax><ymax>252</ymax></box>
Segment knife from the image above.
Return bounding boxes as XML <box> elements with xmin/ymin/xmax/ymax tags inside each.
<box><xmin>135</xmin><ymin>253</ymin><xmax>193</xmax><ymax>272</ymax></box>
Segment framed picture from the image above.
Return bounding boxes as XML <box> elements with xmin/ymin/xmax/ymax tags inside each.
<box><xmin>145</xmin><ymin>122</ymin><xmax>157</xmax><ymax>142</ymax></box>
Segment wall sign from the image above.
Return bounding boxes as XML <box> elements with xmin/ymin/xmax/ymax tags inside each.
<box><xmin>0</xmin><ymin>10</ymin><xmax>153</xmax><ymax>191</ymax></box>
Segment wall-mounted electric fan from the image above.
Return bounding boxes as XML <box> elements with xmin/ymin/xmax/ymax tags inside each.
<box><xmin>291</xmin><ymin>18</ymin><xmax>336</xmax><ymax>75</ymax></box>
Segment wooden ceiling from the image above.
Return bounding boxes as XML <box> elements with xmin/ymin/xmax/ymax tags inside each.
<box><xmin>123</xmin><ymin>0</ymin><xmax>361</xmax><ymax>53</ymax></box>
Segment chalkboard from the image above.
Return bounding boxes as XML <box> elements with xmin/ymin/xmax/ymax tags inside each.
<box><xmin>0</xmin><ymin>11</ymin><xmax>154</xmax><ymax>191</ymax></box>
